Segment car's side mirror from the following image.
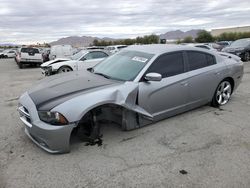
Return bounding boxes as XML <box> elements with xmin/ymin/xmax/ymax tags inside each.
<box><xmin>144</xmin><ymin>73</ymin><xmax>162</xmax><ymax>82</ymax></box>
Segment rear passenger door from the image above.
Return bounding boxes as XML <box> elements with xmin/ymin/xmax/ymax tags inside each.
<box><xmin>185</xmin><ymin>51</ymin><xmax>224</xmax><ymax>107</ymax></box>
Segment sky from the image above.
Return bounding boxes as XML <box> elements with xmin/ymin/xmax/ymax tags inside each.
<box><xmin>0</xmin><ymin>0</ymin><xmax>250</xmax><ymax>44</ymax></box>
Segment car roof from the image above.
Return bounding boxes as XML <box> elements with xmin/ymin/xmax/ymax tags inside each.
<box><xmin>125</xmin><ymin>44</ymin><xmax>213</xmax><ymax>55</ymax></box>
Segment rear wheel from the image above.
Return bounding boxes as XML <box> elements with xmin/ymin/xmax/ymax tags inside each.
<box><xmin>212</xmin><ymin>80</ymin><xmax>232</xmax><ymax>107</ymax></box>
<box><xmin>58</xmin><ymin>66</ymin><xmax>73</xmax><ymax>74</ymax></box>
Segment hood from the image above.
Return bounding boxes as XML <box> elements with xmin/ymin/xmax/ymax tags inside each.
<box><xmin>41</xmin><ymin>57</ymin><xmax>70</xmax><ymax>67</ymax></box>
<box><xmin>28</xmin><ymin>70</ymin><xmax>119</xmax><ymax>110</ymax></box>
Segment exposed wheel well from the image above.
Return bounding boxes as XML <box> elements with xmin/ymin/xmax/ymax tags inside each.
<box><xmin>74</xmin><ymin>104</ymin><xmax>126</xmax><ymax>139</ymax></box>
<box><xmin>79</xmin><ymin>104</ymin><xmax>125</xmax><ymax>125</ymax></box>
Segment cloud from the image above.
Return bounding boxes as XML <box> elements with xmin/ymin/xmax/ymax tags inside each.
<box><xmin>0</xmin><ymin>0</ymin><xmax>249</xmax><ymax>44</ymax></box>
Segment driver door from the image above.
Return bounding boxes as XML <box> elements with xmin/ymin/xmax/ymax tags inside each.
<box><xmin>138</xmin><ymin>52</ymin><xmax>189</xmax><ymax>121</ymax></box>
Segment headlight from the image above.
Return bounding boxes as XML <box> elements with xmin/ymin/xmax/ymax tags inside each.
<box><xmin>38</xmin><ymin>111</ymin><xmax>68</xmax><ymax>125</ymax></box>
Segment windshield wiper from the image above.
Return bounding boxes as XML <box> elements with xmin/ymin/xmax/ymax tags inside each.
<box><xmin>94</xmin><ymin>72</ymin><xmax>111</xmax><ymax>79</ymax></box>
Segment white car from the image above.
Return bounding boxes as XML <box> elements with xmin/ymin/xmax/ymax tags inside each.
<box><xmin>41</xmin><ymin>50</ymin><xmax>109</xmax><ymax>76</ymax></box>
<box><xmin>0</xmin><ymin>49</ymin><xmax>16</xmax><ymax>58</ymax></box>
<box><xmin>16</xmin><ymin>47</ymin><xmax>43</xmax><ymax>68</ymax></box>
<box><xmin>106</xmin><ymin>45</ymin><xmax>127</xmax><ymax>54</ymax></box>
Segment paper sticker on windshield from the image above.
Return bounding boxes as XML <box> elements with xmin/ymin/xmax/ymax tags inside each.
<box><xmin>132</xmin><ymin>56</ymin><xmax>148</xmax><ymax>63</ymax></box>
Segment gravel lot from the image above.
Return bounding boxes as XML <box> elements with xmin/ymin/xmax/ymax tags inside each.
<box><xmin>0</xmin><ymin>58</ymin><xmax>250</xmax><ymax>188</ymax></box>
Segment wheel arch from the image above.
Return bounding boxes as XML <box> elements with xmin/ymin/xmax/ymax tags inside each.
<box><xmin>223</xmin><ymin>77</ymin><xmax>235</xmax><ymax>92</ymax></box>
<box><xmin>57</xmin><ymin>65</ymin><xmax>73</xmax><ymax>72</ymax></box>
<box><xmin>76</xmin><ymin>102</ymin><xmax>140</xmax><ymax>131</ymax></box>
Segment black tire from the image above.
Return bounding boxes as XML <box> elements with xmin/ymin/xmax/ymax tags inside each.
<box><xmin>18</xmin><ymin>63</ymin><xmax>23</xmax><ymax>69</ymax></box>
<box><xmin>243</xmin><ymin>52</ymin><xmax>250</xmax><ymax>62</ymax></box>
<box><xmin>57</xmin><ymin>66</ymin><xmax>73</xmax><ymax>74</ymax></box>
<box><xmin>211</xmin><ymin>79</ymin><xmax>232</xmax><ymax>107</ymax></box>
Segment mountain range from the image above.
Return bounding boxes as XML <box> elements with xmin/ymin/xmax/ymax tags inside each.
<box><xmin>50</xmin><ymin>29</ymin><xmax>202</xmax><ymax>47</ymax></box>
<box><xmin>49</xmin><ymin>36</ymin><xmax>116</xmax><ymax>47</ymax></box>
<box><xmin>159</xmin><ymin>29</ymin><xmax>201</xmax><ymax>40</ymax></box>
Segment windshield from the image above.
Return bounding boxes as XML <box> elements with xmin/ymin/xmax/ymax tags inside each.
<box><xmin>230</xmin><ymin>39</ymin><xmax>250</xmax><ymax>48</ymax></box>
<box><xmin>70</xmin><ymin>50</ymin><xmax>87</xmax><ymax>60</ymax></box>
<box><xmin>93</xmin><ymin>50</ymin><xmax>154</xmax><ymax>81</ymax></box>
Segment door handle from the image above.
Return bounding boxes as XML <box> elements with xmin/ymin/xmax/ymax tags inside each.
<box><xmin>180</xmin><ymin>81</ymin><xmax>188</xmax><ymax>86</ymax></box>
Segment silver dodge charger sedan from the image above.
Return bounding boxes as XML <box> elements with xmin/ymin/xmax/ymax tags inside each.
<box><xmin>18</xmin><ymin>44</ymin><xmax>244</xmax><ymax>153</ymax></box>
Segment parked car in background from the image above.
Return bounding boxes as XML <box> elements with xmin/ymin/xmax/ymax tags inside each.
<box><xmin>222</xmin><ymin>38</ymin><xmax>250</xmax><ymax>61</ymax></box>
<box><xmin>0</xmin><ymin>49</ymin><xmax>16</xmax><ymax>58</ymax></box>
<box><xmin>49</xmin><ymin>45</ymin><xmax>75</xmax><ymax>60</ymax></box>
<box><xmin>193</xmin><ymin>44</ymin><xmax>218</xmax><ymax>51</ymax></box>
<box><xmin>106</xmin><ymin>45</ymin><xmax>127</xmax><ymax>54</ymax></box>
<box><xmin>40</xmin><ymin>57</ymin><xmax>71</xmax><ymax>75</ymax></box>
<box><xmin>16</xmin><ymin>47</ymin><xmax>43</xmax><ymax>68</ymax></box>
<box><xmin>216</xmin><ymin>41</ymin><xmax>231</xmax><ymax>51</ymax></box>
<box><xmin>18</xmin><ymin>44</ymin><xmax>243</xmax><ymax>153</ymax></box>
<box><xmin>41</xmin><ymin>50</ymin><xmax>109</xmax><ymax>76</ymax></box>
<box><xmin>189</xmin><ymin>44</ymin><xmax>241</xmax><ymax>61</ymax></box>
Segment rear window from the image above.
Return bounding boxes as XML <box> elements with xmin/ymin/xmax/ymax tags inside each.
<box><xmin>187</xmin><ymin>51</ymin><xmax>216</xmax><ymax>71</ymax></box>
<box><xmin>21</xmin><ymin>48</ymin><xmax>39</xmax><ymax>54</ymax></box>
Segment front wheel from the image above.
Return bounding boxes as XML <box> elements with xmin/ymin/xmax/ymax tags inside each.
<box><xmin>57</xmin><ymin>66</ymin><xmax>73</xmax><ymax>74</ymax></box>
<box><xmin>212</xmin><ymin>80</ymin><xmax>232</xmax><ymax>107</ymax></box>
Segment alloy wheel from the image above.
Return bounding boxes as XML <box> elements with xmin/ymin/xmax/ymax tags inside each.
<box><xmin>216</xmin><ymin>81</ymin><xmax>232</xmax><ymax>105</ymax></box>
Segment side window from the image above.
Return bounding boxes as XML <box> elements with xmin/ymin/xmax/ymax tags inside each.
<box><xmin>187</xmin><ymin>51</ymin><xmax>207</xmax><ymax>71</ymax></box>
<box><xmin>84</xmin><ymin>52</ymin><xmax>108</xmax><ymax>60</ymax></box>
<box><xmin>147</xmin><ymin>52</ymin><xmax>184</xmax><ymax>78</ymax></box>
<box><xmin>83</xmin><ymin>52</ymin><xmax>94</xmax><ymax>60</ymax></box>
<box><xmin>206</xmin><ymin>54</ymin><xmax>216</xmax><ymax>66</ymax></box>
<box><xmin>92</xmin><ymin>51</ymin><xmax>108</xmax><ymax>58</ymax></box>
<box><xmin>187</xmin><ymin>51</ymin><xmax>216</xmax><ymax>71</ymax></box>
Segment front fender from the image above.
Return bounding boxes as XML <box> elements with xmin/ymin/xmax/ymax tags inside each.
<box><xmin>51</xmin><ymin>82</ymin><xmax>152</xmax><ymax>123</ymax></box>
